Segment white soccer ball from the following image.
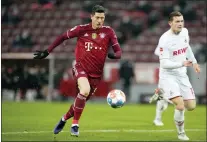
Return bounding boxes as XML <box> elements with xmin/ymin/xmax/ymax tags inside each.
<box><xmin>107</xmin><ymin>89</ymin><xmax>126</xmax><ymax>108</ymax></box>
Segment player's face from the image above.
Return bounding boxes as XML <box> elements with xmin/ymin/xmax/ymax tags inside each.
<box><xmin>91</xmin><ymin>12</ymin><xmax>105</xmax><ymax>29</ymax></box>
<box><xmin>169</xmin><ymin>16</ymin><xmax>184</xmax><ymax>34</ymax></box>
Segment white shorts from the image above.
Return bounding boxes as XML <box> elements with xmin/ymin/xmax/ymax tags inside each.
<box><xmin>158</xmin><ymin>74</ymin><xmax>195</xmax><ymax>100</ymax></box>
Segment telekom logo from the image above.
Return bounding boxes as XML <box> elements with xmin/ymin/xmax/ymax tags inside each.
<box><xmin>85</xmin><ymin>42</ymin><xmax>92</xmax><ymax>51</ymax></box>
<box><xmin>173</xmin><ymin>47</ymin><xmax>188</xmax><ymax>56</ymax></box>
<box><xmin>85</xmin><ymin>42</ymin><xmax>102</xmax><ymax>51</ymax></box>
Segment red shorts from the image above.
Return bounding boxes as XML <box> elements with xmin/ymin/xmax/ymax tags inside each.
<box><xmin>72</xmin><ymin>63</ymin><xmax>101</xmax><ymax>99</ymax></box>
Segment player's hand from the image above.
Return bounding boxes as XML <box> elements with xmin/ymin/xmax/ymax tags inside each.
<box><xmin>193</xmin><ymin>63</ymin><xmax>201</xmax><ymax>73</ymax></box>
<box><xmin>33</xmin><ymin>50</ymin><xmax>49</xmax><ymax>59</ymax></box>
<box><xmin>108</xmin><ymin>53</ymin><xmax>116</xmax><ymax>59</ymax></box>
<box><xmin>182</xmin><ymin>61</ymin><xmax>193</xmax><ymax>67</ymax></box>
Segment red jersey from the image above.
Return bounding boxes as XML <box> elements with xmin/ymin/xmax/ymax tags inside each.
<box><xmin>66</xmin><ymin>23</ymin><xmax>120</xmax><ymax>78</ymax></box>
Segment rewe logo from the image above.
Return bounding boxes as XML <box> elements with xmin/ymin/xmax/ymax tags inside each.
<box><xmin>173</xmin><ymin>47</ymin><xmax>187</xmax><ymax>56</ymax></box>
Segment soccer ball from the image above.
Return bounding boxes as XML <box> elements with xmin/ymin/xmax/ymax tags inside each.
<box><xmin>107</xmin><ymin>89</ymin><xmax>126</xmax><ymax>108</ymax></box>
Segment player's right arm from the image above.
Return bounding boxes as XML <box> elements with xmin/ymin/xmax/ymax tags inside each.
<box><xmin>154</xmin><ymin>46</ymin><xmax>160</xmax><ymax>56</ymax></box>
<box><xmin>159</xmin><ymin>37</ymin><xmax>191</xmax><ymax>69</ymax></box>
<box><xmin>33</xmin><ymin>26</ymin><xmax>80</xmax><ymax>59</ymax></box>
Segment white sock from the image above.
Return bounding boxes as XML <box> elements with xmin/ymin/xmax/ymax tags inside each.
<box><xmin>174</xmin><ymin>109</ymin><xmax>185</xmax><ymax>134</ymax></box>
<box><xmin>72</xmin><ymin>124</ymin><xmax>79</xmax><ymax>127</ymax></box>
<box><xmin>155</xmin><ymin>100</ymin><xmax>167</xmax><ymax>120</ymax></box>
<box><xmin>62</xmin><ymin>116</ymin><xmax>66</xmax><ymax>122</ymax></box>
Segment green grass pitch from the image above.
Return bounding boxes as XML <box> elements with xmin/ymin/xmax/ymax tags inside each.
<box><xmin>2</xmin><ymin>101</ymin><xmax>206</xmax><ymax>141</ymax></box>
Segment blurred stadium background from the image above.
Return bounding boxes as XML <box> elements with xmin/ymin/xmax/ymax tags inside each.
<box><xmin>1</xmin><ymin>0</ymin><xmax>206</xmax><ymax>141</ymax></box>
<box><xmin>2</xmin><ymin>0</ymin><xmax>206</xmax><ymax>103</ymax></box>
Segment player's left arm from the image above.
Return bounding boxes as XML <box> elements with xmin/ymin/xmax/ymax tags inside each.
<box><xmin>186</xmin><ymin>33</ymin><xmax>201</xmax><ymax>73</ymax></box>
<box><xmin>108</xmin><ymin>28</ymin><xmax>122</xmax><ymax>59</ymax></box>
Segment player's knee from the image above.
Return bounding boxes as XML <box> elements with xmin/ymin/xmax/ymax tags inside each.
<box><xmin>186</xmin><ymin>104</ymin><xmax>196</xmax><ymax>111</ymax></box>
<box><xmin>163</xmin><ymin>102</ymin><xmax>168</xmax><ymax>110</ymax></box>
<box><xmin>79</xmin><ymin>86</ymin><xmax>90</xmax><ymax>96</ymax></box>
<box><xmin>176</xmin><ymin>104</ymin><xmax>185</xmax><ymax>111</ymax></box>
<box><xmin>184</xmin><ymin>100</ymin><xmax>196</xmax><ymax>111</ymax></box>
<box><xmin>78</xmin><ymin>77</ymin><xmax>91</xmax><ymax>96</ymax></box>
<box><xmin>186</xmin><ymin>106</ymin><xmax>196</xmax><ymax>111</ymax></box>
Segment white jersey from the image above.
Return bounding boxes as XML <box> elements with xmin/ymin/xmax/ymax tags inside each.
<box><xmin>157</xmin><ymin>28</ymin><xmax>197</xmax><ymax>78</ymax></box>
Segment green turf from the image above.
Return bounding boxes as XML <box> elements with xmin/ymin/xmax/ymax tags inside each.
<box><xmin>2</xmin><ymin>101</ymin><xmax>206</xmax><ymax>141</ymax></box>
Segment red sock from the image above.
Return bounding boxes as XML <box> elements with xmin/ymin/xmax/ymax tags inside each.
<box><xmin>63</xmin><ymin>104</ymin><xmax>74</xmax><ymax>121</ymax></box>
<box><xmin>73</xmin><ymin>93</ymin><xmax>87</xmax><ymax>124</ymax></box>
<box><xmin>63</xmin><ymin>93</ymin><xmax>91</xmax><ymax>121</ymax></box>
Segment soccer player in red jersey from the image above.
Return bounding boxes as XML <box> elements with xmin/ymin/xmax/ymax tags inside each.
<box><xmin>33</xmin><ymin>5</ymin><xmax>122</xmax><ymax>136</ymax></box>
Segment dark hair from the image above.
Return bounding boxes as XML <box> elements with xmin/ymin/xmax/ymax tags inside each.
<box><xmin>92</xmin><ymin>5</ymin><xmax>105</xmax><ymax>15</ymax></box>
<box><xmin>169</xmin><ymin>11</ymin><xmax>183</xmax><ymax>21</ymax></box>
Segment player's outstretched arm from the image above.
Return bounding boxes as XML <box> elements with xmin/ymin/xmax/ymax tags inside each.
<box><xmin>33</xmin><ymin>33</ymin><xmax>68</xmax><ymax>59</ymax></box>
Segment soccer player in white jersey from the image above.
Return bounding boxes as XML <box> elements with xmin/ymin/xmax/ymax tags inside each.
<box><xmin>149</xmin><ymin>47</ymin><xmax>169</xmax><ymax>127</ymax></box>
<box><xmin>150</xmin><ymin>11</ymin><xmax>200</xmax><ymax>141</ymax></box>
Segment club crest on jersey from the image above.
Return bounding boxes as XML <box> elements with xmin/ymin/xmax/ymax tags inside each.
<box><xmin>92</xmin><ymin>33</ymin><xmax>97</xmax><ymax>39</ymax></box>
<box><xmin>160</xmin><ymin>47</ymin><xmax>163</xmax><ymax>52</ymax></box>
<box><xmin>99</xmin><ymin>33</ymin><xmax>105</xmax><ymax>38</ymax></box>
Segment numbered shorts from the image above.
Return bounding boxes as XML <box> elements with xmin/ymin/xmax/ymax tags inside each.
<box><xmin>72</xmin><ymin>63</ymin><xmax>101</xmax><ymax>99</ymax></box>
<box><xmin>158</xmin><ymin>75</ymin><xmax>195</xmax><ymax>100</ymax></box>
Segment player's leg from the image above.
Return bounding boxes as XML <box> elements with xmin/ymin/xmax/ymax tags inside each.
<box><xmin>180</xmin><ymin>78</ymin><xmax>196</xmax><ymax>111</ymax></box>
<box><xmin>172</xmin><ymin>76</ymin><xmax>196</xmax><ymax>141</ymax></box>
<box><xmin>170</xmin><ymin>96</ymin><xmax>189</xmax><ymax>141</ymax></box>
<box><xmin>61</xmin><ymin>84</ymin><xmax>97</xmax><ymax>122</ymax></box>
<box><xmin>153</xmin><ymin>99</ymin><xmax>168</xmax><ymax>126</ymax></box>
<box><xmin>150</xmin><ymin>88</ymin><xmax>168</xmax><ymax>126</ymax></box>
<box><xmin>54</xmin><ymin>65</ymin><xmax>90</xmax><ymax>136</ymax></box>
<box><xmin>70</xmin><ymin>77</ymin><xmax>100</xmax><ymax>136</ymax></box>
<box><xmin>58</xmin><ymin>78</ymin><xmax>98</xmax><ymax>121</ymax></box>
<box><xmin>159</xmin><ymin>77</ymin><xmax>189</xmax><ymax>140</ymax></box>
<box><xmin>183</xmin><ymin>87</ymin><xmax>196</xmax><ymax>111</ymax></box>
<box><xmin>174</xmin><ymin>76</ymin><xmax>196</xmax><ymax>140</ymax></box>
<box><xmin>73</xmin><ymin>77</ymin><xmax>90</xmax><ymax>123</ymax></box>
<box><xmin>184</xmin><ymin>99</ymin><xmax>196</xmax><ymax>111</ymax></box>
<box><xmin>70</xmin><ymin>76</ymin><xmax>90</xmax><ymax>136</ymax></box>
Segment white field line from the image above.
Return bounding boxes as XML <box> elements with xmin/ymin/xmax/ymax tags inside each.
<box><xmin>2</xmin><ymin>129</ymin><xmax>206</xmax><ymax>135</ymax></box>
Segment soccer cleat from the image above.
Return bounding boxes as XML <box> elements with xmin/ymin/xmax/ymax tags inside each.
<box><xmin>178</xmin><ymin>132</ymin><xmax>189</xmax><ymax>141</ymax></box>
<box><xmin>149</xmin><ymin>88</ymin><xmax>164</xmax><ymax>103</ymax></box>
<box><xmin>53</xmin><ymin>119</ymin><xmax>66</xmax><ymax>134</ymax></box>
<box><xmin>71</xmin><ymin>125</ymin><xmax>79</xmax><ymax>137</ymax></box>
<box><xmin>153</xmin><ymin>119</ymin><xmax>164</xmax><ymax>126</ymax></box>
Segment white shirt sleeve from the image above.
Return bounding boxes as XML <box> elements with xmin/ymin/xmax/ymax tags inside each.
<box><xmin>158</xmin><ymin>37</ymin><xmax>170</xmax><ymax>59</ymax></box>
<box><xmin>186</xmin><ymin>34</ymin><xmax>197</xmax><ymax>64</ymax></box>
<box><xmin>154</xmin><ymin>46</ymin><xmax>159</xmax><ymax>56</ymax></box>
